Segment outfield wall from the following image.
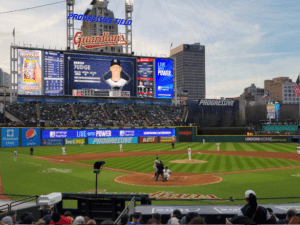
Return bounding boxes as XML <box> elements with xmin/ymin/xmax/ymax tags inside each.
<box><xmin>0</xmin><ymin>126</ymin><xmax>296</xmax><ymax>148</ymax></box>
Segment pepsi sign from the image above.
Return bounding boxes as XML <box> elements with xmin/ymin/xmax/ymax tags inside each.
<box><xmin>22</xmin><ymin>128</ymin><xmax>41</xmax><ymax>147</ymax></box>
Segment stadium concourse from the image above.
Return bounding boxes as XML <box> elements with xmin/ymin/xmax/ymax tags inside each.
<box><xmin>1</xmin><ymin>102</ymin><xmax>184</xmax><ymax>128</ymax></box>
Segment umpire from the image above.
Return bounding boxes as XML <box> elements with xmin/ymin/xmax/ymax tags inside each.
<box><xmin>30</xmin><ymin>147</ymin><xmax>34</xmax><ymax>156</ymax></box>
<box><xmin>156</xmin><ymin>160</ymin><xmax>165</xmax><ymax>182</ymax></box>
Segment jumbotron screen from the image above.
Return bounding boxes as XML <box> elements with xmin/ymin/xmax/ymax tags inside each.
<box><xmin>17</xmin><ymin>48</ymin><xmax>173</xmax><ymax>99</ymax></box>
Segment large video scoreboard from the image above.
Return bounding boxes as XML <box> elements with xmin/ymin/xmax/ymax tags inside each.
<box><xmin>17</xmin><ymin>48</ymin><xmax>173</xmax><ymax>99</ymax></box>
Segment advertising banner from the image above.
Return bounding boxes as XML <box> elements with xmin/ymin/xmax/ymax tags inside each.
<box><xmin>65</xmin><ymin>54</ymin><xmax>136</xmax><ymax>96</ymax></box>
<box><xmin>178</xmin><ymin>127</ymin><xmax>193</xmax><ymax>142</ymax></box>
<box><xmin>1</xmin><ymin>128</ymin><xmax>19</xmax><ymax>147</ymax></box>
<box><xmin>137</xmin><ymin>58</ymin><xmax>154</xmax><ymax>98</ymax></box>
<box><xmin>160</xmin><ymin>136</ymin><xmax>177</xmax><ymax>143</ymax></box>
<box><xmin>42</xmin><ymin>138</ymin><xmax>63</xmax><ymax>146</ymax></box>
<box><xmin>140</xmin><ymin>137</ymin><xmax>157</xmax><ymax>143</ymax></box>
<box><xmin>21</xmin><ymin>128</ymin><xmax>41</xmax><ymax>147</ymax></box>
<box><xmin>18</xmin><ymin>49</ymin><xmax>42</xmax><ymax>95</ymax></box>
<box><xmin>244</xmin><ymin>136</ymin><xmax>288</xmax><ymax>143</ymax></box>
<box><xmin>155</xmin><ymin>59</ymin><xmax>173</xmax><ymax>99</ymax></box>
<box><xmin>88</xmin><ymin>137</ymin><xmax>138</xmax><ymax>144</ymax></box>
<box><xmin>42</xmin><ymin>129</ymin><xmax>175</xmax><ymax>139</ymax></box>
<box><xmin>44</xmin><ymin>51</ymin><xmax>64</xmax><ymax>96</ymax></box>
<box><xmin>65</xmin><ymin>138</ymin><xmax>85</xmax><ymax>145</ymax></box>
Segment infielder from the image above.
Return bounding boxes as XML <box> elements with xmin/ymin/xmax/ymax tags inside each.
<box><xmin>62</xmin><ymin>146</ymin><xmax>66</xmax><ymax>155</ymax></box>
<box><xmin>119</xmin><ymin>144</ymin><xmax>123</xmax><ymax>152</ymax></box>
<box><xmin>163</xmin><ymin>166</ymin><xmax>171</xmax><ymax>181</ymax></box>
<box><xmin>297</xmin><ymin>145</ymin><xmax>300</xmax><ymax>156</ymax></box>
<box><xmin>187</xmin><ymin>146</ymin><xmax>191</xmax><ymax>160</ymax></box>
<box><xmin>153</xmin><ymin>157</ymin><xmax>159</xmax><ymax>177</ymax></box>
<box><xmin>217</xmin><ymin>142</ymin><xmax>220</xmax><ymax>151</ymax></box>
<box><xmin>14</xmin><ymin>149</ymin><xmax>17</xmax><ymax>161</ymax></box>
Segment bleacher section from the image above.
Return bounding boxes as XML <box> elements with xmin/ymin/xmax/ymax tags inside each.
<box><xmin>106</xmin><ymin>104</ymin><xmax>142</xmax><ymax>126</ymax></box>
<box><xmin>133</xmin><ymin>105</ymin><xmax>168</xmax><ymax>126</ymax></box>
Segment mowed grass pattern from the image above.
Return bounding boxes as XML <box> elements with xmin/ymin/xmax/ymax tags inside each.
<box><xmin>80</xmin><ymin>154</ymin><xmax>300</xmax><ymax>174</ymax></box>
<box><xmin>2</xmin><ymin>142</ymin><xmax>299</xmax><ymax>157</ymax></box>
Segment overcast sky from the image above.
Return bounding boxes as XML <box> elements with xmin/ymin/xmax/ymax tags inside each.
<box><xmin>0</xmin><ymin>0</ymin><xmax>300</xmax><ymax>98</ymax></box>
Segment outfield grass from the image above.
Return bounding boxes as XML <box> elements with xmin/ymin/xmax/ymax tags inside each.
<box><xmin>1</xmin><ymin>142</ymin><xmax>299</xmax><ymax>157</ymax></box>
<box><xmin>1</xmin><ymin>143</ymin><xmax>300</xmax><ymax>205</ymax></box>
<box><xmin>80</xmin><ymin>154</ymin><xmax>300</xmax><ymax>174</ymax></box>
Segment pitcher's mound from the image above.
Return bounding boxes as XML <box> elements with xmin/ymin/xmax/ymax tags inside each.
<box><xmin>169</xmin><ymin>159</ymin><xmax>208</xmax><ymax>164</ymax></box>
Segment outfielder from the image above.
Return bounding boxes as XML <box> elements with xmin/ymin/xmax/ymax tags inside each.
<box><xmin>187</xmin><ymin>146</ymin><xmax>191</xmax><ymax>160</ymax></box>
<box><xmin>153</xmin><ymin>157</ymin><xmax>159</xmax><ymax>177</ymax></box>
<box><xmin>119</xmin><ymin>144</ymin><xmax>123</xmax><ymax>152</ymax></box>
<box><xmin>62</xmin><ymin>146</ymin><xmax>66</xmax><ymax>155</ymax></box>
<box><xmin>297</xmin><ymin>145</ymin><xmax>300</xmax><ymax>156</ymax></box>
<box><xmin>14</xmin><ymin>149</ymin><xmax>17</xmax><ymax>161</ymax></box>
<box><xmin>81</xmin><ymin>140</ymin><xmax>84</xmax><ymax>146</ymax></box>
<box><xmin>203</xmin><ymin>139</ymin><xmax>205</xmax><ymax>144</ymax></box>
<box><xmin>163</xmin><ymin>166</ymin><xmax>171</xmax><ymax>181</ymax></box>
<box><xmin>217</xmin><ymin>142</ymin><xmax>220</xmax><ymax>151</ymax></box>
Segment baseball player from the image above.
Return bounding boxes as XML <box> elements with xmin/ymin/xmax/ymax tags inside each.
<box><xmin>187</xmin><ymin>146</ymin><xmax>191</xmax><ymax>160</ymax></box>
<box><xmin>153</xmin><ymin>157</ymin><xmax>159</xmax><ymax>177</ymax></box>
<box><xmin>156</xmin><ymin>160</ymin><xmax>165</xmax><ymax>182</ymax></box>
<box><xmin>119</xmin><ymin>143</ymin><xmax>123</xmax><ymax>152</ymax></box>
<box><xmin>171</xmin><ymin>142</ymin><xmax>175</xmax><ymax>149</ymax></box>
<box><xmin>203</xmin><ymin>139</ymin><xmax>205</xmax><ymax>144</ymax></box>
<box><xmin>14</xmin><ymin>149</ymin><xmax>17</xmax><ymax>161</ymax></box>
<box><xmin>297</xmin><ymin>145</ymin><xmax>300</xmax><ymax>156</ymax></box>
<box><xmin>217</xmin><ymin>142</ymin><xmax>220</xmax><ymax>151</ymax></box>
<box><xmin>81</xmin><ymin>140</ymin><xmax>84</xmax><ymax>146</ymax></box>
<box><xmin>163</xmin><ymin>166</ymin><xmax>171</xmax><ymax>181</ymax></box>
<box><xmin>30</xmin><ymin>147</ymin><xmax>34</xmax><ymax>156</ymax></box>
<box><xmin>62</xmin><ymin>146</ymin><xmax>66</xmax><ymax>155</ymax></box>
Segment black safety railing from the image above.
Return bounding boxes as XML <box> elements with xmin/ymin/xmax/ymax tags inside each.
<box><xmin>114</xmin><ymin>196</ymin><xmax>136</xmax><ymax>225</ymax></box>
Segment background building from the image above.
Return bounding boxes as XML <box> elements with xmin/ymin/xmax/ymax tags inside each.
<box><xmin>170</xmin><ymin>43</ymin><xmax>205</xmax><ymax>101</ymax></box>
<box><xmin>80</xmin><ymin>0</ymin><xmax>123</xmax><ymax>53</ymax></box>
<box><xmin>264</xmin><ymin>77</ymin><xmax>293</xmax><ymax>103</ymax></box>
<box><xmin>0</xmin><ymin>68</ymin><xmax>11</xmax><ymax>87</ymax></box>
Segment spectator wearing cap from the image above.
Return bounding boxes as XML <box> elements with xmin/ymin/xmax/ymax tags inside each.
<box><xmin>128</xmin><ymin>212</ymin><xmax>142</xmax><ymax>225</ymax></box>
<box><xmin>239</xmin><ymin>190</ymin><xmax>271</xmax><ymax>224</ymax></box>
<box><xmin>19</xmin><ymin>212</ymin><xmax>30</xmax><ymax>224</ymax></box>
<box><xmin>166</xmin><ymin>209</ymin><xmax>182</xmax><ymax>225</ymax></box>
<box><xmin>152</xmin><ymin>213</ymin><xmax>161</xmax><ymax>224</ymax></box>
<box><xmin>50</xmin><ymin>212</ymin><xmax>71</xmax><ymax>224</ymax></box>
<box><xmin>72</xmin><ymin>216</ymin><xmax>85</xmax><ymax>225</ymax></box>
<box><xmin>189</xmin><ymin>217</ymin><xmax>206</xmax><ymax>224</ymax></box>
<box><xmin>1</xmin><ymin>216</ymin><xmax>13</xmax><ymax>225</ymax></box>
<box><xmin>287</xmin><ymin>210</ymin><xmax>300</xmax><ymax>224</ymax></box>
<box><xmin>4</xmin><ymin>210</ymin><xmax>17</xmax><ymax>224</ymax></box>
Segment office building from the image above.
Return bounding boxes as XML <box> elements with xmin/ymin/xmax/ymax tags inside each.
<box><xmin>80</xmin><ymin>0</ymin><xmax>122</xmax><ymax>53</ymax></box>
<box><xmin>0</xmin><ymin>69</ymin><xmax>11</xmax><ymax>88</ymax></box>
<box><xmin>170</xmin><ymin>43</ymin><xmax>205</xmax><ymax>101</ymax></box>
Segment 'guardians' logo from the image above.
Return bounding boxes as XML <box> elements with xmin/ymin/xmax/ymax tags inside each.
<box><xmin>179</xmin><ymin>131</ymin><xmax>192</xmax><ymax>136</ymax></box>
<box><xmin>73</xmin><ymin>31</ymin><xmax>128</xmax><ymax>49</ymax></box>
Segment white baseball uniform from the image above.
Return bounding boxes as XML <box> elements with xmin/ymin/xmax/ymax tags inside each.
<box><xmin>62</xmin><ymin>146</ymin><xmax>66</xmax><ymax>155</ymax></box>
<box><xmin>297</xmin><ymin>146</ymin><xmax>300</xmax><ymax>155</ymax></box>
<box><xmin>217</xmin><ymin>143</ymin><xmax>220</xmax><ymax>151</ymax></box>
<box><xmin>14</xmin><ymin>150</ymin><xmax>17</xmax><ymax>161</ymax></box>
<box><xmin>119</xmin><ymin>144</ymin><xmax>123</xmax><ymax>152</ymax></box>
<box><xmin>153</xmin><ymin>159</ymin><xmax>159</xmax><ymax>172</ymax></box>
<box><xmin>203</xmin><ymin>139</ymin><xmax>205</xmax><ymax>144</ymax></box>
<box><xmin>188</xmin><ymin>147</ymin><xmax>191</xmax><ymax>160</ymax></box>
<box><xmin>81</xmin><ymin>140</ymin><xmax>84</xmax><ymax>146</ymax></box>
<box><xmin>163</xmin><ymin>168</ymin><xmax>171</xmax><ymax>180</ymax></box>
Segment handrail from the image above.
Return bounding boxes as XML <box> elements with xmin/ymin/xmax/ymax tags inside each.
<box><xmin>0</xmin><ymin>204</ymin><xmax>9</xmax><ymax>212</ymax></box>
<box><xmin>114</xmin><ymin>196</ymin><xmax>136</xmax><ymax>225</ymax></box>
<box><xmin>9</xmin><ymin>195</ymin><xmax>38</xmax><ymax>211</ymax></box>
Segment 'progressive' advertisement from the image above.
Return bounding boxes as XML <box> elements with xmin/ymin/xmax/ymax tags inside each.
<box><xmin>140</xmin><ymin>137</ymin><xmax>157</xmax><ymax>143</ymax></box>
<box><xmin>18</xmin><ymin>49</ymin><xmax>42</xmax><ymax>95</ymax></box>
<box><xmin>22</xmin><ymin>128</ymin><xmax>41</xmax><ymax>147</ymax></box>
<box><xmin>42</xmin><ymin>139</ymin><xmax>63</xmax><ymax>146</ymax></box>
<box><xmin>244</xmin><ymin>136</ymin><xmax>288</xmax><ymax>143</ymax></box>
<box><xmin>88</xmin><ymin>137</ymin><xmax>138</xmax><ymax>144</ymax></box>
<box><xmin>1</xmin><ymin>128</ymin><xmax>19</xmax><ymax>147</ymax></box>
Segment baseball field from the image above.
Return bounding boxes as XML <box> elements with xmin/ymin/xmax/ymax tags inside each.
<box><xmin>1</xmin><ymin>142</ymin><xmax>300</xmax><ymax>205</ymax></box>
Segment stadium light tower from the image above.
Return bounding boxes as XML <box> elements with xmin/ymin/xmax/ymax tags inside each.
<box><xmin>66</xmin><ymin>0</ymin><xmax>75</xmax><ymax>50</ymax></box>
<box><xmin>125</xmin><ymin>0</ymin><xmax>133</xmax><ymax>54</ymax></box>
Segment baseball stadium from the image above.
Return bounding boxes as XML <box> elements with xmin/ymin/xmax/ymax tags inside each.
<box><xmin>1</xmin><ymin>0</ymin><xmax>300</xmax><ymax>224</ymax></box>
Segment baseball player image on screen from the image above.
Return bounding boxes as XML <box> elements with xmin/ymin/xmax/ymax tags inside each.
<box><xmin>101</xmin><ymin>59</ymin><xmax>131</xmax><ymax>90</ymax></box>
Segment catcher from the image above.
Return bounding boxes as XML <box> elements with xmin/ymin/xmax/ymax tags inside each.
<box><xmin>163</xmin><ymin>166</ymin><xmax>171</xmax><ymax>181</ymax></box>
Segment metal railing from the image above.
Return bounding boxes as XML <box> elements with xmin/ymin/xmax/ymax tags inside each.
<box><xmin>0</xmin><ymin>195</ymin><xmax>39</xmax><ymax>211</ymax></box>
<box><xmin>114</xmin><ymin>196</ymin><xmax>136</xmax><ymax>225</ymax></box>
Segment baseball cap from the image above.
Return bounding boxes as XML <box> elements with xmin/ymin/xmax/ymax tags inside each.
<box><xmin>1</xmin><ymin>216</ymin><xmax>13</xmax><ymax>225</ymax></box>
<box><xmin>111</xmin><ymin>59</ymin><xmax>121</xmax><ymax>66</ymax></box>
<box><xmin>51</xmin><ymin>212</ymin><xmax>61</xmax><ymax>223</ymax></box>
<box><xmin>245</xmin><ymin>190</ymin><xmax>256</xmax><ymax>198</ymax></box>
